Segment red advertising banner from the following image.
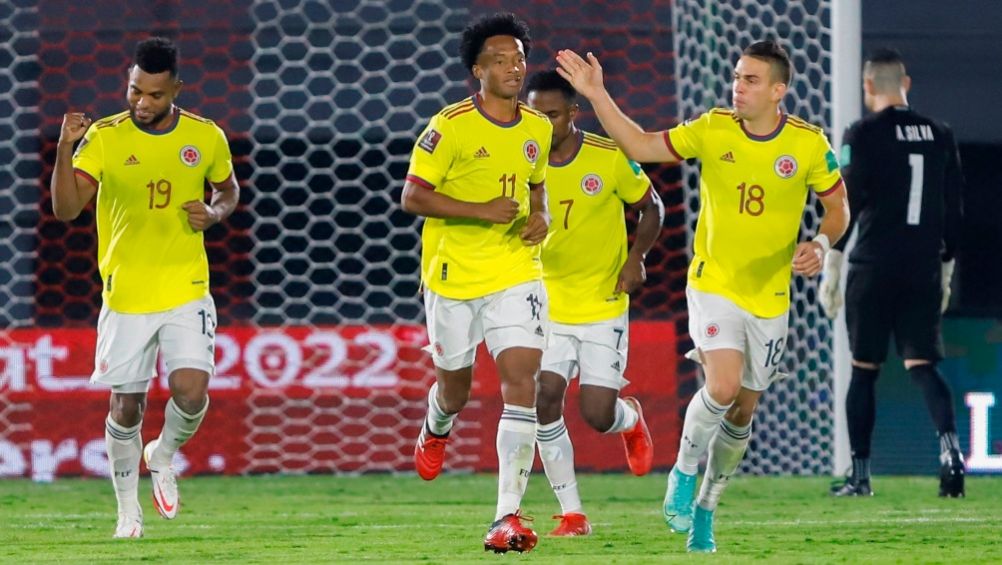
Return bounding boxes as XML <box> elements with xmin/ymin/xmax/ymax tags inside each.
<box><xmin>0</xmin><ymin>323</ymin><xmax>680</xmax><ymax>479</ymax></box>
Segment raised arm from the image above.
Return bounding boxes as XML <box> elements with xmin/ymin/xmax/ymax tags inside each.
<box><xmin>555</xmin><ymin>50</ymin><xmax>681</xmax><ymax>164</ymax></box>
<box><xmin>51</xmin><ymin>113</ymin><xmax>97</xmax><ymax>221</ymax></box>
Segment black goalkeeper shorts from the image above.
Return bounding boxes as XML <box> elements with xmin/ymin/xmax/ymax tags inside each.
<box><xmin>845</xmin><ymin>264</ymin><xmax>944</xmax><ymax>364</ymax></box>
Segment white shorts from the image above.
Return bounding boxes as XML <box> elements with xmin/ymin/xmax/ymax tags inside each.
<box><xmin>91</xmin><ymin>295</ymin><xmax>217</xmax><ymax>393</ymax></box>
<box><xmin>686</xmin><ymin>287</ymin><xmax>789</xmax><ymax>392</ymax></box>
<box><xmin>423</xmin><ymin>280</ymin><xmax>548</xmax><ymax>371</ymax></box>
<box><xmin>540</xmin><ymin>312</ymin><xmax>629</xmax><ymax>390</ymax></box>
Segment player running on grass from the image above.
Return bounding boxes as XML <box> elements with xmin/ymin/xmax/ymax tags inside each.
<box><xmin>51</xmin><ymin>37</ymin><xmax>238</xmax><ymax>538</ymax></box>
<box><xmin>557</xmin><ymin>40</ymin><xmax>849</xmax><ymax>552</ymax></box>
<box><xmin>402</xmin><ymin>12</ymin><xmax>552</xmax><ymax>553</ymax></box>
<box><xmin>526</xmin><ymin>70</ymin><xmax>661</xmax><ymax>537</ymax></box>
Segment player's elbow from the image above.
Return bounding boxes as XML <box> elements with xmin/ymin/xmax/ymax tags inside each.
<box><xmin>399</xmin><ymin>185</ymin><xmax>424</xmax><ymax>216</ymax></box>
<box><xmin>52</xmin><ymin>202</ymin><xmax>81</xmax><ymax>222</ymax></box>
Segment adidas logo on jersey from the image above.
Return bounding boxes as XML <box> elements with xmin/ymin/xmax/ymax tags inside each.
<box><xmin>474</xmin><ymin>146</ymin><xmax>490</xmax><ymax>159</ymax></box>
<box><xmin>610</xmin><ymin>360</ymin><xmax>622</xmax><ymax>372</ymax></box>
<box><xmin>535</xmin><ymin>325</ymin><xmax>544</xmax><ymax>337</ymax></box>
<box><xmin>720</xmin><ymin>151</ymin><xmax>735</xmax><ymax>163</ymax></box>
<box><xmin>123</xmin><ymin>154</ymin><xmax>140</xmax><ymax>165</ymax></box>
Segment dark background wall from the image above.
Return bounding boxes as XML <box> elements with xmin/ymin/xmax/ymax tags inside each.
<box><xmin>863</xmin><ymin>1</ymin><xmax>1002</xmax><ymax>143</ymax></box>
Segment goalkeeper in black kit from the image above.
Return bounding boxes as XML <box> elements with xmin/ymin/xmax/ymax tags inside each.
<box><xmin>820</xmin><ymin>49</ymin><xmax>965</xmax><ymax>497</ymax></box>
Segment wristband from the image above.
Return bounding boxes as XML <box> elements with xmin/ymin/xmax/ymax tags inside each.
<box><xmin>812</xmin><ymin>233</ymin><xmax>831</xmax><ymax>255</ymax></box>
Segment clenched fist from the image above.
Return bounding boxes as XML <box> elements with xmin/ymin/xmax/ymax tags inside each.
<box><xmin>59</xmin><ymin>112</ymin><xmax>92</xmax><ymax>145</ymax></box>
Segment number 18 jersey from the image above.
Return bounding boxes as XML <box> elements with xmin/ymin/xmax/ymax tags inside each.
<box><xmin>665</xmin><ymin>109</ymin><xmax>843</xmax><ymax>318</ymax></box>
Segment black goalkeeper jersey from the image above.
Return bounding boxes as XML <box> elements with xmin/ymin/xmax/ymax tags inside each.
<box><xmin>836</xmin><ymin>106</ymin><xmax>963</xmax><ymax>270</ymax></box>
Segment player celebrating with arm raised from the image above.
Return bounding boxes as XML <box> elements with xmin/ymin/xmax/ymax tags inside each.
<box><xmin>557</xmin><ymin>41</ymin><xmax>850</xmax><ymax>553</ymax></box>
<box><xmin>526</xmin><ymin>70</ymin><xmax>662</xmax><ymax>537</ymax></box>
<box><xmin>50</xmin><ymin>38</ymin><xmax>239</xmax><ymax>538</ymax></box>
<box><xmin>400</xmin><ymin>13</ymin><xmax>552</xmax><ymax>554</ymax></box>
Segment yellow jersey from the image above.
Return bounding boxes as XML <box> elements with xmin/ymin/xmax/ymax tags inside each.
<box><xmin>665</xmin><ymin>109</ymin><xmax>843</xmax><ymax>317</ymax></box>
<box><xmin>541</xmin><ymin>131</ymin><xmax>652</xmax><ymax>324</ymax></box>
<box><xmin>73</xmin><ymin>108</ymin><xmax>234</xmax><ymax>314</ymax></box>
<box><xmin>407</xmin><ymin>95</ymin><xmax>553</xmax><ymax>300</ymax></box>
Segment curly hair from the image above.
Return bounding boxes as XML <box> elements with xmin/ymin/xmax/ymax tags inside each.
<box><xmin>459</xmin><ymin>12</ymin><xmax>531</xmax><ymax>75</ymax></box>
<box><xmin>134</xmin><ymin>37</ymin><xmax>179</xmax><ymax>77</ymax></box>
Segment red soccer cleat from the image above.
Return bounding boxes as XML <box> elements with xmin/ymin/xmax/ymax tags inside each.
<box><xmin>548</xmin><ymin>512</ymin><xmax>593</xmax><ymax>537</ymax></box>
<box><xmin>414</xmin><ymin>425</ymin><xmax>449</xmax><ymax>481</ymax></box>
<box><xmin>621</xmin><ymin>396</ymin><xmax>654</xmax><ymax>476</ymax></box>
<box><xmin>483</xmin><ymin>511</ymin><xmax>538</xmax><ymax>553</ymax></box>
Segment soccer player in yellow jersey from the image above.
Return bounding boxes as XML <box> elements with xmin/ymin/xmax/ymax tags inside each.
<box><xmin>558</xmin><ymin>41</ymin><xmax>850</xmax><ymax>552</ymax></box>
<box><xmin>526</xmin><ymin>71</ymin><xmax>663</xmax><ymax>537</ymax></box>
<box><xmin>50</xmin><ymin>38</ymin><xmax>239</xmax><ymax>539</ymax></box>
<box><xmin>400</xmin><ymin>13</ymin><xmax>552</xmax><ymax>553</ymax></box>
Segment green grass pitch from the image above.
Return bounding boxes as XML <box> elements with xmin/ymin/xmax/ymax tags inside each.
<box><xmin>2</xmin><ymin>473</ymin><xmax>1000</xmax><ymax>563</ymax></box>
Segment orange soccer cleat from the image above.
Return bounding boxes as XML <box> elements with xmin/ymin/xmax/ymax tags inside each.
<box><xmin>413</xmin><ymin>425</ymin><xmax>449</xmax><ymax>481</ymax></box>
<box><xmin>548</xmin><ymin>512</ymin><xmax>593</xmax><ymax>537</ymax></box>
<box><xmin>621</xmin><ymin>396</ymin><xmax>654</xmax><ymax>476</ymax></box>
<box><xmin>483</xmin><ymin>511</ymin><xmax>538</xmax><ymax>553</ymax></box>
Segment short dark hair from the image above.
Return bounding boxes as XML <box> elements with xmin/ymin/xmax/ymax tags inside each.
<box><xmin>742</xmin><ymin>40</ymin><xmax>792</xmax><ymax>84</ymax></box>
<box><xmin>864</xmin><ymin>47</ymin><xmax>907</xmax><ymax>92</ymax></box>
<box><xmin>134</xmin><ymin>37</ymin><xmax>179</xmax><ymax>78</ymax></box>
<box><xmin>459</xmin><ymin>12</ymin><xmax>532</xmax><ymax>75</ymax></box>
<box><xmin>525</xmin><ymin>70</ymin><xmax>576</xmax><ymax>102</ymax></box>
<box><xmin>865</xmin><ymin>47</ymin><xmax>905</xmax><ymax>66</ymax></box>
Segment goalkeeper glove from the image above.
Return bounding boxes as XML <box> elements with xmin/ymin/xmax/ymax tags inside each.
<box><xmin>818</xmin><ymin>250</ymin><xmax>844</xmax><ymax>319</ymax></box>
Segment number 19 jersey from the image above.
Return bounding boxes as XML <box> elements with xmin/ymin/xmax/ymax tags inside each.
<box><xmin>665</xmin><ymin>109</ymin><xmax>843</xmax><ymax>318</ymax></box>
<box><xmin>406</xmin><ymin>95</ymin><xmax>553</xmax><ymax>300</ymax></box>
<box><xmin>73</xmin><ymin>108</ymin><xmax>233</xmax><ymax>314</ymax></box>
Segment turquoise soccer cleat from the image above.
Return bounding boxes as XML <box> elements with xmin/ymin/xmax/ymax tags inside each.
<box><xmin>687</xmin><ymin>505</ymin><xmax>716</xmax><ymax>553</ymax></box>
<box><xmin>663</xmin><ymin>465</ymin><xmax>697</xmax><ymax>533</ymax></box>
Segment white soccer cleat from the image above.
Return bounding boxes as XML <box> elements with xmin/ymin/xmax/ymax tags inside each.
<box><xmin>144</xmin><ymin>440</ymin><xmax>180</xmax><ymax>519</ymax></box>
<box><xmin>113</xmin><ymin>511</ymin><xmax>144</xmax><ymax>539</ymax></box>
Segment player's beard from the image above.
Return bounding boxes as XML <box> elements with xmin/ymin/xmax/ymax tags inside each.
<box><xmin>131</xmin><ymin>106</ymin><xmax>173</xmax><ymax>128</ymax></box>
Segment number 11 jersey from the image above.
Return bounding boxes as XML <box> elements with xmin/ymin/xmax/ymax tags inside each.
<box><xmin>407</xmin><ymin>95</ymin><xmax>552</xmax><ymax>300</ymax></box>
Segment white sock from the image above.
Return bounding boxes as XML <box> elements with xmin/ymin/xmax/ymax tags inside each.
<box><xmin>605</xmin><ymin>397</ymin><xmax>639</xmax><ymax>434</ymax></box>
<box><xmin>425</xmin><ymin>382</ymin><xmax>456</xmax><ymax>436</ymax></box>
<box><xmin>105</xmin><ymin>415</ymin><xmax>142</xmax><ymax>516</ymax></box>
<box><xmin>676</xmin><ymin>387</ymin><xmax>731</xmax><ymax>475</ymax></box>
<box><xmin>536</xmin><ymin>417</ymin><xmax>583</xmax><ymax>515</ymax></box>
<box><xmin>496</xmin><ymin>404</ymin><xmax>536</xmax><ymax>520</ymax></box>
<box><xmin>151</xmin><ymin>397</ymin><xmax>208</xmax><ymax>468</ymax></box>
<box><xmin>696</xmin><ymin>418</ymin><xmax>752</xmax><ymax>511</ymax></box>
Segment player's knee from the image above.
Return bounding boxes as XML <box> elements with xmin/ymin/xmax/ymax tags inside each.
<box><xmin>904</xmin><ymin>359</ymin><xmax>932</xmax><ymax>370</ymax></box>
<box><xmin>725</xmin><ymin>404</ymin><xmax>755</xmax><ymax>428</ymax></box>
<box><xmin>172</xmin><ymin>392</ymin><xmax>208</xmax><ymax>415</ymax></box>
<box><xmin>535</xmin><ymin>381</ymin><xmax>565</xmax><ymax>425</ymax></box>
<box><xmin>704</xmin><ymin>380</ymin><xmax>741</xmax><ymax>406</ymax></box>
<box><xmin>436</xmin><ymin>385</ymin><xmax>470</xmax><ymax>414</ymax></box>
<box><xmin>109</xmin><ymin>395</ymin><xmax>145</xmax><ymax>427</ymax></box>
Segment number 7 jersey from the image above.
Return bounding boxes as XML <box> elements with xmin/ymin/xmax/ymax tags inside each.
<box><xmin>406</xmin><ymin>95</ymin><xmax>553</xmax><ymax>300</ymax></box>
<box><xmin>72</xmin><ymin>108</ymin><xmax>233</xmax><ymax>314</ymax></box>
<box><xmin>665</xmin><ymin>109</ymin><xmax>843</xmax><ymax>318</ymax></box>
